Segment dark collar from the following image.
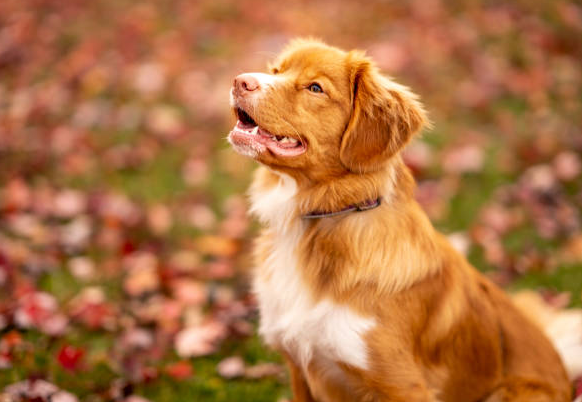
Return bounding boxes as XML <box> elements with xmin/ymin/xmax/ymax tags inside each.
<box><xmin>302</xmin><ymin>197</ymin><xmax>382</xmax><ymax>219</ymax></box>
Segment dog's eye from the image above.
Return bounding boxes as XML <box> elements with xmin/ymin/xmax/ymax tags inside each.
<box><xmin>308</xmin><ymin>83</ymin><xmax>323</xmax><ymax>93</ymax></box>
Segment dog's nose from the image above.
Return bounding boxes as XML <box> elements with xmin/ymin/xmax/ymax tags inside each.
<box><xmin>234</xmin><ymin>74</ymin><xmax>260</xmax><ymax>94</ymax></box>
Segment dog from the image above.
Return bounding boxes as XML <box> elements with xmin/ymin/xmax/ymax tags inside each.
<box><xmin>228</xmin><ymin>38</ymin><xmax>574</xmax><ymax>402</ymax></box>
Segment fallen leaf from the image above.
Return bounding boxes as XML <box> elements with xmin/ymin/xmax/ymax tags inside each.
<box><xmin>446</xmin><ymin>232</ymin><xmax>470</xmax><ymax>256</ymax></box>
<box><xmin>120</xmin><ymin>328</ymin><xmax>154</xmax><ymax>350</ymax></box>
<box><xmin>168</xmin><ymin>250</ymin><xmax>201</xmax><ymax>274</ymax></box>
<box><xmin>59</xmin><ymin>215</ymin><xmax>93</xmax><ymax>249</ymax></box>
<box><xmin>217</xmin><ymin>356</ymin><xmax>245</xmax><ymax>379</ymax></box>
<box><xmin>194</xmin><ymin>236</ymin><xmax>239</xmax><ymax>258</ymax></box>
<box><xmin>186</xmin><ymin>204</ymin><xmax>216</xmax><ymax>231</ymax></box>
<box><xmin>182</xmin><ymin>158</ymin><xmax>209</xmax><ymax>187</ymax></box>
<box><xmin>52</xmin><ymin>189</ymin><xmax>87</xmax><ymax>218</ymax></box>
<box><xmin>146</xmin><ymin>204</ymin><xmax>173</xmax><ymax>236</ymax></box>
<box><xmin>1</xmin><ymin>331</ymin><xmax>23</xmax><ymax>348</ymax></box>
<box><xmin>244</xmin><ymin>363</ymin><xmax>284</xmax><ymax>380</ymax></box>
<box><xmin>1</xmin><ymin>178</ymin><xmax>31</xmax><ymax>211</ymax></box>
<box><xmin>69</xmin><ymin>287</ymin><xmax>117</xmax><ymax>330</ymax></box>
<box><xmin>123</xmin><ymin>252</ymin><xmax>160</xmax><ymax>297</ymax></box>
<box><xmin>52</xmin><ymin>391</ymin><xmax>79</xmax><ymax>402</ymax></box>
<box><xmin>165</xmin><ymin>361</ymin><xmax>193</xmax><ymax>380</ymax></box>
<box><xmin>57</xmin><ymin>345</ymin><xmax>85</xmax><ymax>371</ymax></box>
<box><xmin>171</xmin><ymin>279</ymin><xmax>208</xmax><ymax>306</ymax></box>
<box><xmin>575</xmin><ymin>377</ymin><xmax>582</xmax><ymax>398</ymax></box>
<box><xmin>442</xmin><ymin>144</ymin><xmax>484</xmax><ymax>174</ymax></box>
<box><xmin>560</xmin><ymin>234</ymin><xmax>582</xmax><ymax>263</ymax></box>
<box><xmin>68</xmin><ymin>257</ymin><xmax>95</xmax><ymax>280</ymax></box>
<box><xmin>125</xmin><ymin>396</ymin><xmax>153</xmax><ymax>402</ymax></box>
<box><xmin>146</xmin><ymin>105</ymin><xmax>183</xmax><ymax>138</ymax></box>
<box><xmin>132</xmin><ymin>62</ymin><xmax>166</xmax><ymax>97</ymax></box>
<box><xmin>402</xmin><ymin>140</ymin><xmax>433</xmax><ymax>174</ymax></box>
<box><xmin>14</xmin><ymin>292</ymin><xmax>59</xmax><ymax>329</ymax></box>
<box><xmin>174</xmin><ymin>321</ymin><xmax>227</xmax><ymax>358</ymax></box>
<box><xmin>554</xmin><ymin>151</ymin><xmax>581</xmax><ymax>182</ymax></box>
<box><xmin>40</xmin><ymin>313</ymin><xmax>69</xmax><ymax>336</ymax></box>
<box><xmin>4</xmin><ymin>379</ymin><xmax>62</xmax><ymax>400</ymax></box>
<box><xmin>521</xmin><ymin>164</ymin><xmax>556</xmax><ymax>192</ymax></box>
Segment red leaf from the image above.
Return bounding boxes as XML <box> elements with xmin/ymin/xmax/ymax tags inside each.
<box><xmin>69</xmin><ymin>288</ymin><xmax>116</xmax><ymax>330</ymax></box>
<box><xmin>2</xmin><ymin>330</ymin><xmax>23</xmax><ymax>348</ymax></box>
<box><xmin>14</xmin><ymin>292</ymin><xmax>59</xmax><ymax>329</ymax></box>
<box><xmin>57</xmin><ymin>345</ymin><xmax>85</xmax><ymax>371</ymax></box>
<box><xmin>78</xmin><ymin>303</ymin><xmax>115</xmax><ymax>330</ymax></box>
<box><xmin>141</xmin><ymin>366</ymin><xmax>159</xmax><ymax>383</ymax></box>
<box><xmin>121</xmin><ymin>240</ymin><xmax>137</xmax><ymax>256</ymax></box>
<box><xmin>165</xmin><ymin>361</ymin><xmax>193</xmax><ymax>380</ymax></box>
<box><xmin>575</xmin><ymin>376</ymin><xmax>582</xmax><ymax>397</ymax></box>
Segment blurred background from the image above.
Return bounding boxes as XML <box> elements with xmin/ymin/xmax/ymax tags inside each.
<box><xmin>1</xmin><ymin>0</ymin><xmax>581</xmax><ymax>400</ymax></box>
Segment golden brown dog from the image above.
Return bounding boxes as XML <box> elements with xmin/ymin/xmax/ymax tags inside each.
<box><xmin>228</xmin><ymin>38</ymin><xmax>573</xmax><ymax>402</ymax></box>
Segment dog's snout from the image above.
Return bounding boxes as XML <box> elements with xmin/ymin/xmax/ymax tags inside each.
<box><xmin>234</xmin><ymin>74</ymin><xmax>260</xmax><ymax>94</ymax></box>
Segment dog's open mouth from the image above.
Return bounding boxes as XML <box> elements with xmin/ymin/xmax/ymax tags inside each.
<box><xmin>228</xmin><ymin>107</ymin><xmax>306</xmax><ymax>157</ymax></box>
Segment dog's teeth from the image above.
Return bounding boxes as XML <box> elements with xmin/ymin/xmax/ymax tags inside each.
<box><xmin>279</xmin><ymin>137</ymin><xmax>298</xmax><ymax>144</ymax></box>
<box><xmin>251</xmin><ymin>126</ymin><xmax>259</xmax><ymax>135</ymax></box>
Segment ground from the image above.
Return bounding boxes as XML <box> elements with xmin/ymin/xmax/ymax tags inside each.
<box><xmin>0</xmin><ymin>0</ymin><xmax>581</xmax><ymax>401</ymax></box>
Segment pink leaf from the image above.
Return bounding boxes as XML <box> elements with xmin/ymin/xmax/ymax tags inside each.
<box><xmin>217</xmin><ymin>356</ymin><xmax>245</xmax><ymax>379</ymax></box>
<box><xmin>174</xmin><ymin>321</ymin><xmax>227</xmax><ymax>358</ymax></box>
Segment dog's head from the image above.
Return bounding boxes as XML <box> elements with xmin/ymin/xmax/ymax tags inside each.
<box><xmin>228</xmin><ymin>38</ymin><xmax>428</xmax><ymax>181</ymax></box>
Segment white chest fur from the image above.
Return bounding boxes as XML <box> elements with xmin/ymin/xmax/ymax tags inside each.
<box><xmin>250</xmin><ymin>171</ymin><xmax>375</xmax><ymax>373</ymax></box>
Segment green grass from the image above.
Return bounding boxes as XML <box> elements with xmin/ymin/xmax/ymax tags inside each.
<box><xmin>4</xmin><ymin>134</ymin><xmax>580</xmax><ymax>401</ymax></box>
<box><xmin>140</xmin><ymin>375</ymin><xmax>286</xmax><ymax>402</ymax></box>
<box><xmin>511</xmin><ymin>264</ymin><xmax>582</xmax><ymax>308</ymax></box>
<box><xmin>2</xmin><ymin>0</ymin><xmax>582</xmax><ymax>400</ymax></box>
<box><xmin>0</xmin><ymin>328</ymin><xmax>287</xmax><ymax>402</ymax></box>
<box><xmin>3</xmin><ymin>133</ymin><xmax>581</xmax><ymax>401</ymax></box>
<box><xmin>139</xmin><ymin>336</ymin><xmax>287</xmax><ymax>402</ymax></box>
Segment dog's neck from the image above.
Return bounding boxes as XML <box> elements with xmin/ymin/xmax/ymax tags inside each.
<box><xmin>249</xmin><ymin>157</ymin><xmax>417</xmax><ymax>228</ymax></box>
<box><xmin>299</xmin><ymin>157</ymin><xmax>416</xmax><ymax>218</ymax></box>
<box><xmin>249</xmin><ymin>159</ymin><xmax>445</xmax><ymax>299</ymax></box>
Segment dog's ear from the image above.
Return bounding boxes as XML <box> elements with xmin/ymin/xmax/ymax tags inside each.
<box><xmin>340</xmin><ymin>53</ymin><xmax>428</xmax><ymax>173</ymax></box>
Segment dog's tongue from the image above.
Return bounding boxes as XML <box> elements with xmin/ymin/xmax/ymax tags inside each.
<box><xmin>228</xmin><ymin>119</ymin><xmax>306</xmax><ymax>157</ymax></box>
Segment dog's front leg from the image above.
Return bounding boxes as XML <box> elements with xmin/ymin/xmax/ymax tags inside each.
<box><xmin>362</xmin><ymin>378</ymin><xmax>436</xmax><ymax>402</ymax></box>
<box><xmin>284</xmin><ymin>353</ymin><xmax>316</xmax><ymax>402</ymax></box>
<box><xmin>353</xmin><ymin>356</ymin><xmax>437</xmax><ymax>402</ymax></box>
<box><xmin>373</xmin><ymin>388</ymin><xmax>437</xmax><ymax>402</ymax></box>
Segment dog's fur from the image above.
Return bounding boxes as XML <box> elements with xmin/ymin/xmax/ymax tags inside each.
<box><xmin>228</xmin><ymin>39</ymin><xmax>573</xmax><ymax>402</ymax></box>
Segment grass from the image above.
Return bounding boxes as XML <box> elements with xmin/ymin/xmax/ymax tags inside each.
<box><xmin>2</xmin><ymin>47</ymin><xmax>581</xmax><ymax>402</ymax></box>
<box><xmin>0</xmin><ymin>329</ymin><xmax>288</xmax><ymax>402</ymax></box>
<box><xmin>511</xmin><ymin>264</ymin><xmax>582</xmax><ymax>308</ymax></box>
<box><xmin>4</xmin><ymin>127</ymin><xmax>580</xmax><ymax>401</ymax></box>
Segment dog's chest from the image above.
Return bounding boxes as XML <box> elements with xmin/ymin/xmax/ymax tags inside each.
<box><xmin>250</xmin><ymin>170</ymin><xmax>374</xmax><ymax>388</ymax></box>
<box><xmin>253</xmin><ymin>225</ymin><xmax>374</xmax><ymax>373</ymax></box>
